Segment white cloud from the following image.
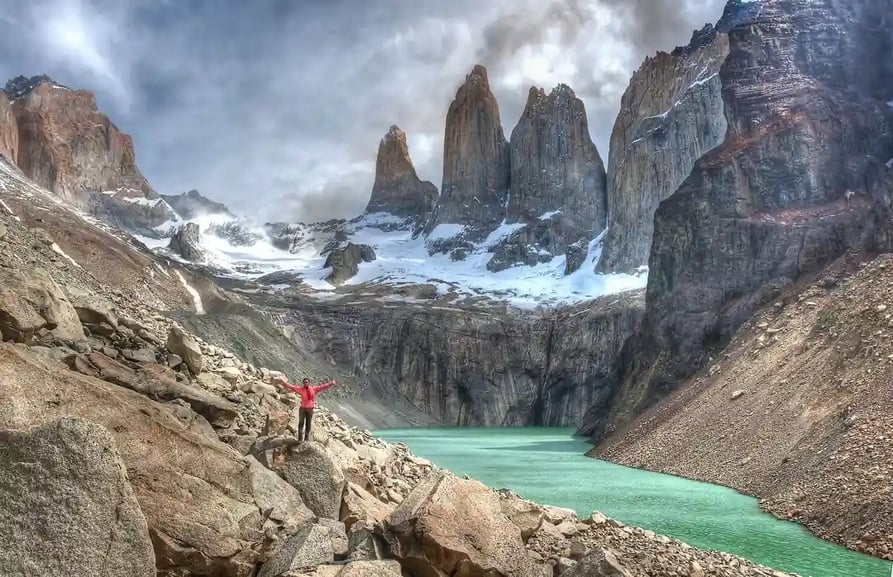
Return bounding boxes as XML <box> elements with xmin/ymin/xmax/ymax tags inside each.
<box><xmin>0</xmin><ymin>0</ymin><xmax>726</xmax><ymax>222</ymax></box>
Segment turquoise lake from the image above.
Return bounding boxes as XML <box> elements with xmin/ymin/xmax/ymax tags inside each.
<box><xmin>375</xmin><ymin>427</ymin><xmax>892</xmax><ymax>577</ymax></box>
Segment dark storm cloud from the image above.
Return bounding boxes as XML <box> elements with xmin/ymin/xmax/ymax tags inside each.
<box><xmin>0</xmin><ymin>0</ymin><xmax>725</xmax><ymax>223</ymax></box>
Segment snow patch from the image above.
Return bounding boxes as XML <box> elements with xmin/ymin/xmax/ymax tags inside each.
<box><xmin>886</xmin><ymin>157</ymin><xmax>893</xmax><ymax>169</ymax></box>
<box><xmin>539</xmin><ymin>210</ymin><xmax>562</xmax><ymax>220</ymax></box>
<box><xmin>887</xmin><ymin>100</ymin><xmax>893</xmax><ymax>108</ymax></box>
<box><xmin>427</xmin><ymin>223</ymin><xmax>466</xmax><ymax>241</ymax></box>
<box><xmin>51</xmin><ymin>243</ymin><xmax>81</xmax><ymax>268</ymax></box>
<box><xmin>175</xmin><ymin>270</ymin><xmax>205</xmax><ymax>315</ymax></box>
<box><xmin>689</xmin><ymin>72</ymin><xmax>719</xmax><ymax>89</ymax></box>
<box><xmin>482</xmin><ymin>221</ymin><xmax>526</xmax><ymax>247</ymax></box>
<box><xmin>119</xmin><ymin>196</ymin><xmax>162</xmax><ymax>207</ymax></box>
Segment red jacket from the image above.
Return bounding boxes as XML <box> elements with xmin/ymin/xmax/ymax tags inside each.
<box><xmin>283</xmin><ymin>381</ymin><xmax>334</xmax><ymax>409</ymax></box>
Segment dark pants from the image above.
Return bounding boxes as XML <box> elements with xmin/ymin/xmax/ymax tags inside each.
<box><xmin>298</xmin><ymin>408</ymin><xmax>314</xmax><ymax>441</ymax></box>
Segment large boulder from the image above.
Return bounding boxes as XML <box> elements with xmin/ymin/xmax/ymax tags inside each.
<box><xmin>324</xmin><ymin>242</ymin><xmax>376</xmax><ymax>286</ymax></box>
<box><xmin>65</xmin><ymin>353</ymin><xmax>239</xmax><ymax>428</ymax></box>
<box><xmin>498</xmin><ymin>490</ymin><xmax>545</xmax><ymax>541</ymax></box>
<box><xmin>341</xmin><ymin>482</ymin><xmax>394</xmax><ymax>528</ymax></box>
<box><xmin>168</xmin><ymin>223</ymin><xmax>204</xmax><ymax>262</ymax></box>
<box><xmin>166</xmin><ymin>325</ymin><xmax>203</xmax><ymax>375</ymax></box>
<box><xmin>0</xmin><ymin>343</ymin><xmax>304</xmax><ymax>577</ymax></box>
<box><xmin>560</xmin><ymin>548</ymin><xmax>632</xmax><ymax>577</ymax></box>
<box><xmin>0</xmin><ymin>267</ymin><xmax>85</xmax><ymax>342</ymax></box>
<box><xmin>0</xmin><ymin>285</ymin><xmax>45</xmax><ymax>342</ymax></box>
<box><xmin>66</xmin><ymin>285</ymin><xmax>119</xmax><ymax>328</ymax></box>
<box><xmin>272</xmin><ymin>441</ymin><xmax>346</xmax><ymax>519</ymax></box>
<box><xmin>257</xmin><ymin>523</ymin><xmax>335</xmax><ymax>577</ymax></box>
<box><xmin>385</xmin><ymin>470</ymin><xmax>543</xmax><ymax>577</ymax></box>
<box><xmin>0</xmin><ymin>417</ymin><xmax>155</xmax><ymax>577</ymax></box>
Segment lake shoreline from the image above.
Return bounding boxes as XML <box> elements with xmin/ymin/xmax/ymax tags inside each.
<box><xmin>377</xmin><ymin>427</ymin><xmax>893</xmax><ymax>577</ymax></box>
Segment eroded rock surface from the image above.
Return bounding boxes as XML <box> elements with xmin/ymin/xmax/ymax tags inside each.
<box><xmin>0</xmin><ymin>417</ymin><xmax>155</xmax><ymax>577</ymax></box>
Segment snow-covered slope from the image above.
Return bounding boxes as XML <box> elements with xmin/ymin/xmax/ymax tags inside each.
<box><xmin>135</xmin><ymin>205</ymin><xmax>646</xmax><ymax>309</ymax></box>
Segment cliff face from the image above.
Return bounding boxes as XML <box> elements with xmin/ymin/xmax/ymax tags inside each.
<box><xmin>493</xmin><ymin>85</ymin><xmax>607</xmax><ymax>273</ymax></box>
<box><xmin>280</xmin><ymin>291</ymin><xmax>644</xmax><ymax>426</ymax></box>
<box><xmin>598</xmin><ymin>26</ymin><xmax>729</xmax><ymax>273</ymax></box>
<box><xmin>509</xmin><ymin>85</ymin><xmax>606</xmax><ymax>230</ymax></box>
<box><xmin>366</xmin><ymin>126</ymin><xmax>438</xmax><ymax>220</ymax></box>
<box><xmin>431</xmin><ymin>65</ymin><xmax>510</xmax><ymax>232</ymax></box>
<box><xmin>5</xmin><ymin>76</ymin><xmax>173</xmax><ymax>235</ymax></box>
<box><xmin>0</xmin><ymin>92</ymin><xmax>17</xmax><ymax>163</ymax></box>
<box><xmin>584</xmin><ymin>0</ymin><xmax>893</xmax><ymax>439</ymax></box>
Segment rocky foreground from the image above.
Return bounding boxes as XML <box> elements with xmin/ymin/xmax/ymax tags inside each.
<box><xmin>0</xmin><ymin>201</ymin><xmax>795</xmax><ymax>576</ymax></box>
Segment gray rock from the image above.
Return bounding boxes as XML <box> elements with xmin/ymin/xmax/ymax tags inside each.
<box><xmin>0</xmin><ymin>222</ymin><xmax>7</xmax><ymax>240</ymax></box>
<box><xmin>338</xmin><ymin>560</ymin><xmax>403</xmax><ymax>576</ymax></box>
<box><xmin>122</xmin><ymin>348</ymin><xmax>156</xmax><ymax>364</ymax></box>
<box><xmin>598</xmin><ymin>27</ymin><xmax>728</xmax><ymax>273</ymax></box>
<box><xmin>0</xmin><ymin>267</ymin><xmax>84</xmax><ymax>342</ymax></box>
<box><xmin>507</xmin><ymin>84</ymin><xmax>607</xmax><ymax>264</ymax></box>
<box><xmin>66</xmin><ymin>285</ymin><xmax>119</xmax><ymax>329</ymax></box>
<box><xmin>347</xmin><ymin>520</ymin><xmax>388</xmax><ymax>562</ymax></box>
<box><xmin>561</xmin><ymin>548</ymin><xmax>632</xmax><ymax>577</ymax></box>
<box><xmin>324</xmin><ymin>243</ymin><xmax>376</xmax><ymax>285</ymax></box>
<box><xmin>273</xmin><ymin>442</ymin><xmax>346</xmax><ymax>519</ymax></box>
<box><xmin>246</xmin><ymin>456</ymin><xmax>314</xmax><ymax>529</ymax></box>
<box><xmin>318</xmin><ymin>518</ymin><xmax>349</xmax><ymax>559</ymax></box>
<box><xmin>0</xmin><ymin>417</ymin><xmax>154</xmax><ymax>577</ymax></box>
<box><xmin>430</xmin><ymin>65</ymin><xmax>509</xmax><ymax>230</ymax></box>
<box><xmin>257</xmin><ymin>523</ymin><xmax>335</xmax><ymax>577</ymax></box>
<box><xmin>166</xmin><ymin>325</ymin><xmax>203</xmax><ymax>375</ymax></box>
<box><xmin>0</xmin><ymin>285</ymin><xmax>45</xmax><ymax>343</ymax></box>
<box><xmin>168</xmin><ymin>222</ymin><xmax>204</xmax><ymax>262</ymax></box>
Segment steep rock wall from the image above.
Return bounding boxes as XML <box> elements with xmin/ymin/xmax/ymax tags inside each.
<box><xmin>281</xmin><ymin>291</ymin><xmax>644</xmax><ymax>427</ymax></box>
<box><xmin>0</xmin><ymin>91</ymin><xmax>17</xmax><ymax>163</ymax></box>
<box><xmin>598</xmin><ymin>26</ymin><xmax>729</xmax><ymax>273</ymax></box>
<box><xmin>430</xmin><ymin>65</ymin><xmax>510</xmax><ymax>232</ymax></box>
<box><xmin>584</xmin><ymin>0</ymin><xmax>893</xmax><ymax>440</ymax></box>
<box><xmin>6</xmin><ymin>77</ymin><xmax>173</xmax><ymax>234</ymax></box>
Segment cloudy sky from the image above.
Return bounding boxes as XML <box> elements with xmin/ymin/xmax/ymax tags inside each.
<box><xmin>0</xmin><ymin>0</ymin><xmax>725</xmax><ymax>222</ymax></box>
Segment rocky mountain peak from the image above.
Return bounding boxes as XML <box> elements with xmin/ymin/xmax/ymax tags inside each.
<box><xmin>161</xmin><ymin>189</ymin><xmax>233</xmax><ymax>220</ymax></box>
<box><xmin>365</xmin><ymin>125</ymin><xmax>438</xmax><ymax>219</ymax></box>
<box><xmin>431</xmin><ymin>64</ymin><xmax>510</xmax><ymax>231</ymax></box>
<box><xmin>502</xmin><ymin>81</ymin><xmax>606</xmax><ymax>271</ymax></box>
<box><xmin>2</xmin><ymin>75</ymin><xmax>70</xmax><ymax>101</ymax></box>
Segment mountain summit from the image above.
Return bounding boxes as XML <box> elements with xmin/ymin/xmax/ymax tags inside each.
<box><xmin>365</xmin><ymin>125</ymin><xmax>437</xmax><ymax>220</ymax></box>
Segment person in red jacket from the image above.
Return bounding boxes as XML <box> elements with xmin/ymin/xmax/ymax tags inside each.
<box><xmin>276</xmin><ymin>376</ymin><xmax>336</xmax><ymax>442</ymax></box>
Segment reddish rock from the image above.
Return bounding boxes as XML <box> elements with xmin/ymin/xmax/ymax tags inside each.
<box><xmin>0</xmin><ymin>91</ymin><xmax>17</xmax><ymax>163</ymax></box>
<box><xmin>5</xmin><ymin>76</ymin><xmax>173</xmax><ymax>233</ymax></box>
<box><xmin>366</xmin><ymin>126</ymin><xmax>437</xmax><ymax>219</ymax></box>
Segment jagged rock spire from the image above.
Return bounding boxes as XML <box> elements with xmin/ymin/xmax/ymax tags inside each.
<box><xmin>431</xmin><ymin>64</ymin><xmax>510</xmax><ymax>229</ymax></box>
<box><xmin>365</xmin><ymin>125</ymin><xmax>437</xmax><ymax>218</ymax></box>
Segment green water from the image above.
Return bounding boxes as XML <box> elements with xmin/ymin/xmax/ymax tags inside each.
<box><xmin>376</xmin><ymin>427</ymin><xmax>892</xmax><ymax>577</ymax></box>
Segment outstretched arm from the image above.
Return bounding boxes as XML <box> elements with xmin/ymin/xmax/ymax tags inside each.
<box><xmin>312</xmin><ymin>379</ymin><xmax>336</xmax><ymax>393</ymax></box>
<box><xmin>276</xmin><ymin>378</ymin><xmax>302</xmax><ymax>394</ymax></box>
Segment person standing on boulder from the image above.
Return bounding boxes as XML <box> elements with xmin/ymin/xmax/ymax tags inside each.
<box><xmin>275</xmin><ymin>376</ymin><xmax>336</xmax><ymax>442</ymax></box>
